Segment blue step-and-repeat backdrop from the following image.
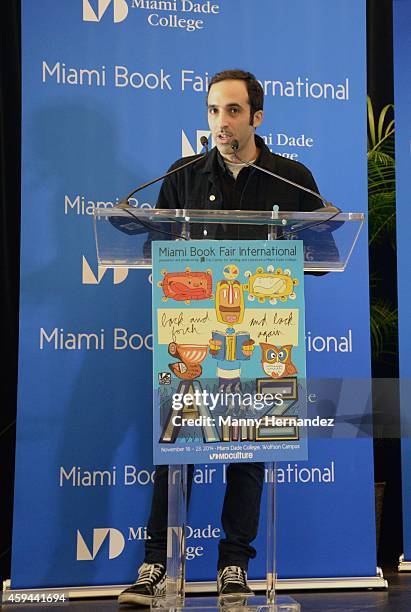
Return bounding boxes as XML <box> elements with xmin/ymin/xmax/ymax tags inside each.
<box><xmin>13</xmin><ymin>0</ymin><xmax>376</xmax><ymax>588</ymax></box>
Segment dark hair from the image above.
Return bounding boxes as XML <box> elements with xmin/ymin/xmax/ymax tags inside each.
<box><xmin>207</xmin><ymin>69</ymin><xmax>264</xmax><ymax>120</ymax></box>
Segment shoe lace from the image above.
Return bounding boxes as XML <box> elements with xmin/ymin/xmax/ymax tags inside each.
<box><xmin>220</xmin><ymin>566</ymin><xmax>246</xmax><ymax>586</ymax></box>
<box><xmin>136</xmin><ymin>563</ymin><xmax>164</xmax><ymax>585</ymax></box>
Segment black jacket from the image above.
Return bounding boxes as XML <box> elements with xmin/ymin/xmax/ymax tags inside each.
<box><xmin>157</xmin><ymin>134</ymin><xmax>321</xmax><ymax>214</ymax></box>
<box><xmin>156</xmin><ymin>135</ymin><xmax>322</xmax><ymax>240</ymax></box>
<box><xmin>109</xmin><ymin>135</ymin><xmax>335</xmax><ymax>256</ymax></box>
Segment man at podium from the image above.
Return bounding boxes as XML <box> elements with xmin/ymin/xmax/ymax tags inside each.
<box><xmin>119</xmin><ymin>69</ymin><xmax>322</xmax><ymax>607</ymax></box>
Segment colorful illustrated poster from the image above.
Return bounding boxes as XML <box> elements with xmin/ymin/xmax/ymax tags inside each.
<box><xmin>152</xmin><ymin>240</ymin><xmax>307</xmax><ymax>465</ymax></box>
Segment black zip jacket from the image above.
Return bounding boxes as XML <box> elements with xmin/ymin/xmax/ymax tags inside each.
<box><xmin>156</xmin><ymin>135</ymin><xmax>322</xmax><ymax>240</ymax></box>
<box><xmin>157</xmin><ymin>134</ymin><xmax>321</xmax><ymax>213</ymax></box>
<box><xmin>109</xmin><ymin>135</ymin><xmax>337</xmax><ymax>262</ymax></box>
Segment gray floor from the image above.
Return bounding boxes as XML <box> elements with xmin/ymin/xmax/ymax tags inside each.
<box><xmin>3</xmin><ymin>572</ymin><xmax>411</xmax><ymax>612</ymax></box>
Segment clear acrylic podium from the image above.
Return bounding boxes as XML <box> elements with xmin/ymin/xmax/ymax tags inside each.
<box><xmin>94</xmin><ymin>207</ymin><xmax>364</xmax><ymax>611</ymax></box>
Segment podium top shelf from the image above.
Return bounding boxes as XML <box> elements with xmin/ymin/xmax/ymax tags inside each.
<box><xmin>93</xmin><ymin>208</ymin><xmax>365</xmax><ymax>273</ymax></box>
<box><xmin>95</xmin><ymin>207</ymin><xmax>364</xmax><ymax>224</ymax></box>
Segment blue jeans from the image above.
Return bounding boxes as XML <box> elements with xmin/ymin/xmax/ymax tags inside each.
<box><xmin>144</xmin><ymin>462</ymin><xmax>265</xmax><ymax>571</ymax></box>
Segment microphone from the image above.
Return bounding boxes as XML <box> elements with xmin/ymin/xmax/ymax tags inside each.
<box><xmin>117</xmin><ymin>137</ymin><xmax>209</xmax><ymax>208</ymax></box>
<box><xmin>230</xmin><ymin>140</ymin><xmax>341</xmax><ymax>213</ymax></box>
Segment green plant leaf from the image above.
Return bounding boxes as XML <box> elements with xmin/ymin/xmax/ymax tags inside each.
<box><xmin>367</xmin><ymin>96</ymin><xmax>376</xmax><ymax>149</ymax></box>
<box><xmin>369</xmin><ymin>297</ymin><xmax>398</xmax><ymax>359</ymax></box>
<box><xmin>367</xmin><ymin>97</ymin><xmax>397</xmax><ymax>360</ymax></box>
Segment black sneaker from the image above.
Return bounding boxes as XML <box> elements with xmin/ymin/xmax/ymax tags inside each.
<box><xmin>217</xmin><ymin>566</ymin><xmax>254</xmax><ymax>598</ymax></box>
<box><xmin>118</xmin><ymin>563</ymin><xmax>166</xmax><ymax>606</ymax></box>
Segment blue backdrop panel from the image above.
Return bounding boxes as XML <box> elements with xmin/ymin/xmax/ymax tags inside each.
<box><xmin>394</xmin><ymin>0</ymin><xmax>411</xmax><ymax>562</ymax></box>
<box><xmin>13</xmin><ymin>0</ymin><xmax>375</xmax><ymax>588</ymax></box>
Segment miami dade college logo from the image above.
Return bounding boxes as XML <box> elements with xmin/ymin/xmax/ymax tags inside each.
<box><xmin>82</xmin><ymin>256</ymin><xmax>129</xmax><ymax>285</ymax></box>
<box><xmin>181</xmin><ymin>129</ymin><xmax>212</xmax><ymax>157</ymax></box>
<box><xmin>76</xmin><ymin>528</ymin><xmax>125</xmax><ymax>560</ymax></box>
<box><xmin>83</xmin><ymin>0</ymin><xmax>129</xmax><ymax>23</ymax></box>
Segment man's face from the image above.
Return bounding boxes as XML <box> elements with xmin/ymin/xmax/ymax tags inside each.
<box><xmin>207</xmin><ymin>79</ymin><xmax>263</xmax><ymax>158</ymax></box>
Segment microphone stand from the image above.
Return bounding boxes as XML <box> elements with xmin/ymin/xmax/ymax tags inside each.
<box><xmin>118</xmin><ymin>136</ymin><xmax>209</xmax><ymax>208</ymax></box>
<box><xmin>112</xmin><ymin>138</ymin><xmax>210</xmax><ymax>239</ymax></box>
<box><xmin>230</xmin><ymin>140</ymin><xmax>342</xmax><ymax>238</ymax></box>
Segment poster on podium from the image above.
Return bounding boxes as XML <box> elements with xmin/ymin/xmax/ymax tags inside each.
<box><xmin>152</xmin><ymin>239</ymin><xmax>307</xmax><ymax>464</ymax></box>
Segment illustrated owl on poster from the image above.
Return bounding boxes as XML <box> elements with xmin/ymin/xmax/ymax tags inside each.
<box><xmin>260</xmin><ymin>343</ymin><xmax>298</xmax><ymax>379</ymax></box>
